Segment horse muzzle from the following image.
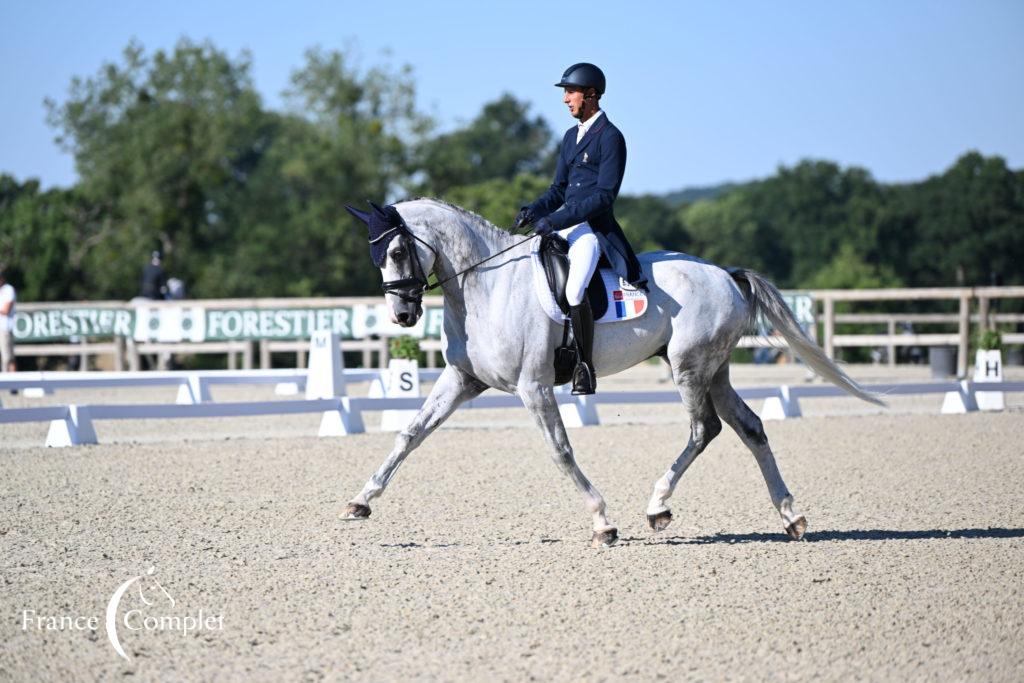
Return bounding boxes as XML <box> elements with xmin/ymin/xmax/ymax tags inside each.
<box><xmin>389</xmin><ymin>299</ymin><xmax>422</xmax><ymax>327</ymax></box>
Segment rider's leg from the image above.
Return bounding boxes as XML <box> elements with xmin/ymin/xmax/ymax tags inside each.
<box><xmin>568</xmin><ymin>298</ymin><xmax>595</xmax><ymax>394</ymax></box>
<box><xmin>559</xmin><ymin>224</ymin><xmax>600</xmax><ymax>395</ymax></box>
<box><xmin>561</xmin><ymin>224</ymin><xmax>600</xmax><ymax>307</ymax></box>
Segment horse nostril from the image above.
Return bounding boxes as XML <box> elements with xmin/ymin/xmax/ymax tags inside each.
<box><xmin>396</xmin><ymin>311</ymin><xmax>409</xmax><ymax>324</ymax></box>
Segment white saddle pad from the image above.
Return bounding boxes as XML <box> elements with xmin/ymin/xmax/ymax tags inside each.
<box><xmin>530</xmin><ymin>237</ymin><xmax>649</xmax><ymax>324</ymax></box>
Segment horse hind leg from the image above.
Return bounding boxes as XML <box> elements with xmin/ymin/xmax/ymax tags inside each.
<box><xmin>709</xmin><ymin>364</ymin><xmax>807</xmax><ymax>540</ymax></box>
<box><xmin>645</xmin><ymin>372</ymin><xmax>722</xmax><ymax>532</ymax></box>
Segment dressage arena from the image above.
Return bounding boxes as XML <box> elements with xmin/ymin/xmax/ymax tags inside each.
<box><xmin>2</xmin><ymin>363</ymin><xmax>1022</xmax><ymax>680</ymax></box>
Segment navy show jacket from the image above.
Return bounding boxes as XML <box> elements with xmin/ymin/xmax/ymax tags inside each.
<box><xmin>528</xmin><ymin>113</ymin><xmax>646</xmax><ymax>287</ymax></box>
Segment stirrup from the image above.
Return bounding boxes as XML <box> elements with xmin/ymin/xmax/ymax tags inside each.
<box><xmin>572</xmin><ymin>362</ymin><xmax>596</xmax><ymax>395</ymax></box>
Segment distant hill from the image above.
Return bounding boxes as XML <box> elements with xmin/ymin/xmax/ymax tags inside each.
<box><xmin>661</xmin><ymin>182</ymin><xmax>740</xmax><ymax>208</ymax></box>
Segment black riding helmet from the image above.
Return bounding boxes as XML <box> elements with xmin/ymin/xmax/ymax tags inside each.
<box><xmin>554</xmin><ymin>63</ymin><xmax>605</xmax><ymax>95</ymax></box>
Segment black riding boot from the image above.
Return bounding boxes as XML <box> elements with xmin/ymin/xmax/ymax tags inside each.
<box><xmin>569</xmin><ymin>300</ymin><xmax>596</xmax><ymax>395</ymax></box>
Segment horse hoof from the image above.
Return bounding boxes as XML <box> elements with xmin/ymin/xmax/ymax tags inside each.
<box><xmin>785</xmin><ymin>515</ymin><xmax>807</xmax><ymax>540</ymax></box>
<box><xmin>647</xmin><ymin>510</ymin><xmax>673</xmax><ymax>532</ymax></box>
<box><xmin>341</xmin><ymin>503</ymin><xmax>371</xmax><ymax>520</ymax></box>
<box><xmin>591</xmin><ymin>528</ymin><xmax>618</xmax><ymax>548</ymax></box>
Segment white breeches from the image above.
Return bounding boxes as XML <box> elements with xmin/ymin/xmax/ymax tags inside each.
<box><xmin>557</xmin><ymin>223</ymin><xmax>600</xmax><ymax>307</ymax></box>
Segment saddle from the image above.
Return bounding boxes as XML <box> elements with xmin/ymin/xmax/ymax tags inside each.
<box><xmin>534</xmin><ymin>235</ymin><xmax>650</xmax><ymax>385</ymax></box>
<box><xmin>539</xmin><ymin>234</ymin><xmax>610</xmax><ymax>319</ymax></box>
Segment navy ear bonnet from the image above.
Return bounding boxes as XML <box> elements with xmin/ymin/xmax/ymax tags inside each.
<box><xmin>345</xmin><ymin>201</ymin><xmax>407</xmax><ymax>267</ymax></box>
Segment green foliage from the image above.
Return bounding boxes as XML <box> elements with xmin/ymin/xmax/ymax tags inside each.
<box><xmin>892</xmin><ymin>152</ymin><xmax>1024</xmax><ymax>286</ymax></box>
<box><xmin>416</xmin><ymin>94</ymin><xmax>554</xmax><ymax>196</ymax></box>
<box><xmin>976</xmin><ymin>329</ymin><xmax>1002</xmax><ymax>351</ymax></box>
<box><xmin>41</xmin><ymin>39</ymin><xmax>428</xmax><ymax>300</ymax></box>
<box><xmin>806</xmin><ymin>243</ymin><xmax>903</xmax><ymax>290</ymax></box>
<box><xmin>0</xmin><ymin>176</ymin><xmax>95</xmax><ymax>301</ymax></box>
<box><xmin>615</xmin><ymin>194</ymin><xmax>688</xmax><ymax>252</ymax></box>
<box><xmin>389</xmin><ymin>335</ymin><xmax>422</xmax><ymax>361</ymax></box>
<box><xmin>442</xmin><ymin>173</ymin><xmax>550</xmax><ymax>228</ymax></box>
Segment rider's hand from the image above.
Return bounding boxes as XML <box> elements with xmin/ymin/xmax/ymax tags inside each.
<box><xmin>532</xmin><ymin>217</ymin><xmax>555</xmax><ymax>236</ymax></box>
<box><xmin>513</xmin><ymin>207</ymin><xmax>534</xmax><ymax>230</ymax></box>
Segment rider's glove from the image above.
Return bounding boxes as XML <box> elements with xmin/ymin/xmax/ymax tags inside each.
<box><xmin>532</xmin><ymin>217</ymin><xmax>555</xmax><ymax>236</ymax></box>
<box><xmin>513</xmin><ymin>207</ymin><xmax>534</xmax><ymax>230</ymax></box>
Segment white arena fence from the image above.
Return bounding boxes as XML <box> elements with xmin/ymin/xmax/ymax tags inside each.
<box><xmin>1</xmin><ymin>366</ymin><xmax>1021</xmax><ymax>447</ymax></box>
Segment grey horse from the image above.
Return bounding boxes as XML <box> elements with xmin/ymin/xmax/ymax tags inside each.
<box><xmin>343</xmin><ymin>198</ymin><xmax>882</xmax><ymax>547</ymax></box>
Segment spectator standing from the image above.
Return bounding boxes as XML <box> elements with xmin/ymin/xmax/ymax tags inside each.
<box><xmin>0</xmin><ymin>266</ymin><xmax>16</xmax><ymax>373</ymax></box>
<box><xmin>139</xmin><ymin>251</ymin><xmax>167</xmax><ymax>300</ymax></box>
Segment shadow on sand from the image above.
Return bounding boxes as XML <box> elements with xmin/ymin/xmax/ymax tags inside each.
<box><xmin>637</xmin><ymin>527</ymin><xmax>1024</xmax><ymax>545</ymax></box>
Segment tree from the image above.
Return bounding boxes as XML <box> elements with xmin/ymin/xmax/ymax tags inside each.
<box><xmin>44</xmin><ymin>40</ymin><xmax>431</xmax><ymax>299</ymax></box>
<box><xmin>221</xmin><ymin>48</ymin><xmax>432</xmax><ymax>297</ymax></box>
<box><xmin>898</xmin><ymin>152</ymin><xmax>1024</xmax><ymax>286</ymax></box>
<box><xmin>615</xmin><ymin>194</ymin><xmax>688</xmax><ymax>253</ymax></box>
<box><xmin>679</xmin><ymin>190</ymin><xmax>786</xmax><ymax>275</ymax></box>
<box><xmin>442</xmin><ymin>173</ymin><xmax>551</xmax><ymax>229</ymax></box>
<box><xmin>416</xmin><ymin>94</ymin><xmax>555</xmax><ymax>197</ymax></box>
<box><xmin>806</xmin><ymin>243</ymin><xmax>902</xmax><ymax>290</ymax></box>
<box><xmin>46</xmin><ymin>39</ymin><xmax>272</xmax><ymax>298</ymax></box>
<box><xmin>0</xmin><ymin>175</ymin><xmax>98</xmax><ymax>301</ymax></box>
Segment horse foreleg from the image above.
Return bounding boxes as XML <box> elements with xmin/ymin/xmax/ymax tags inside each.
<box><xmin>710</xmin><ymin>366</ymin><xmax>807</xmax><ymax>540</ymax></box>
<box><xmin>519</xmin><ymin>382</ymin><xmax>617</xmax><ymax>548</ymax></box>
<box><xmin>342</xmin><ymin>366</ymin><xmax>486</xmax><ymax>519</ymax></box>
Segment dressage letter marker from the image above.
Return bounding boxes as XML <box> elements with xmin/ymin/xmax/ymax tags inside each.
<box><xmin>973</xmin><ymin>350</ymin><xmax>1004</xmax><ymax>411</ymax></box>
<box><xmin>379</xmin><ymin>359</ymin><xmax>421</xmax><ymax>432</ymax></box>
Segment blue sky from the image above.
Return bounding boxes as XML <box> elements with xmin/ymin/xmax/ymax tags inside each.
<box><xmin>1</xmin><ymin>0</ymin><xmax>1021</xmax><ymax>195</ymax></box>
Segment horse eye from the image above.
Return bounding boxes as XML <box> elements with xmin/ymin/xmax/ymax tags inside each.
<box><xmin>391</xmin><ymin>249</ymin><xmax>405</xmax><ymax>260</ymax></box>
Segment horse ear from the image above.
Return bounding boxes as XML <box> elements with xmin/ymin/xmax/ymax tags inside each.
<box><xmin>367</xmin><ymin>200</ymin><xmax>388</xmax><ymax>218</ymax></box>
<box><xmin>345</xmin><ymin>204</ymin><xmax>371</xmax><ymax>225</ymax></box>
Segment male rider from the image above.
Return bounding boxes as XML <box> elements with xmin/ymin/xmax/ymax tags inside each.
<box><xmin>515</xmin><ymin>63</ymin><xmax>647</xmax><ymax>395</ymax></box>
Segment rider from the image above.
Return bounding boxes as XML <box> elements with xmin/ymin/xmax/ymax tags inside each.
<box><xmin>515</xmin><ymin>62</ymin><xmax>647</xmax><ymax>395</ymax></box>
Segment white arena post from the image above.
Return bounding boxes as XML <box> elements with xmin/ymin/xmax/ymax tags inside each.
<box><xmin>305</xmin><ymin>331</ymin><xmax>346</xmax><ymax>399</ymax></box>
<box><xmin>175</xmin><ymin>374</ymin><xmax>212</xmax><ymax>405</ymax></box>
<box><xmin>941</xmin><ymin>380</ymin><xmax>979</xmax><ymax>414</ymax></box>
<box><xmin>318</xmin><ymin>397</ymin><xmax>366</xmax><ymax>436</ymax></box>
<box><xmin>555</xmin><ymin>385</ymin><xmax>601</xmax><ymax>427</ymax></box>
<box><xmin>45</xmin><ymin>405</ymin><xmax>98</xmax><ymax>447</ymax></box>
<box><xmin>304</xmin><ymin>331</ymin><xmax>364</xmax><ymax>435</ymax></box>
<box><xmin>760</xmin><ymin>385</ymin><xmax>803</xmax><ymax>420</ymax></box>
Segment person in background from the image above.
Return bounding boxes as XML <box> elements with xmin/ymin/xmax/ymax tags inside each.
<box><xmin>139</xmin><ymin>251</ymin><xmax>167</xmax><ymax>300</ymax></box>
<box><xmin>0</xmin><ymin>265</ymin><xmax>17</xmax><ymax>374</ymax></box>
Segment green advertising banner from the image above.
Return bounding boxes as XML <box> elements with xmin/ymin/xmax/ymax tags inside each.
<box><xmin>12</xmin><ymin>308</ymin><xmax>134</xmax><ymax>342</ymax></box>
<box><xmin>12</xmin><ymin>296</ymin><xmax>811</xmax><ymax>342</ymax></box>
<box><xmin>127</xmin><ymin>304</ymin><xmax>445</xmax><ymax>342</ymax></box>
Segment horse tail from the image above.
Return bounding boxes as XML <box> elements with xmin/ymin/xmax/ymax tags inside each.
<box><xmin>729</xmin><ymin>268</ymin><xmax>886</xmax><ymax>406</ymax></box>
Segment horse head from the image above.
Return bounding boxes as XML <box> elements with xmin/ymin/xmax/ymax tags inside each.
<box><xmin>345</xmin><ymin>201</ymin><xmax>438</xmax><ymax>327</ymax></box>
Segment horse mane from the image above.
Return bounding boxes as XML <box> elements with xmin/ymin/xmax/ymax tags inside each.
<box><xmin>398</xmin><ymin>197</ymin><xmax>515</xmax><ymax>242</ymax></box>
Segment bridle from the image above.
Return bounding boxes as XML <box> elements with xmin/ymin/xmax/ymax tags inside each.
<box><xmin>374</xmin><ymin>212</ymin><xmax>534</xmax><ymax>305</ymax></box>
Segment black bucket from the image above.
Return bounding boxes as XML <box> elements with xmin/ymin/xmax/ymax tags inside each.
<box><xmin>929</xmin><ymin>346</ymin><xmax>957</xmax><ymax>378</ymax></box>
